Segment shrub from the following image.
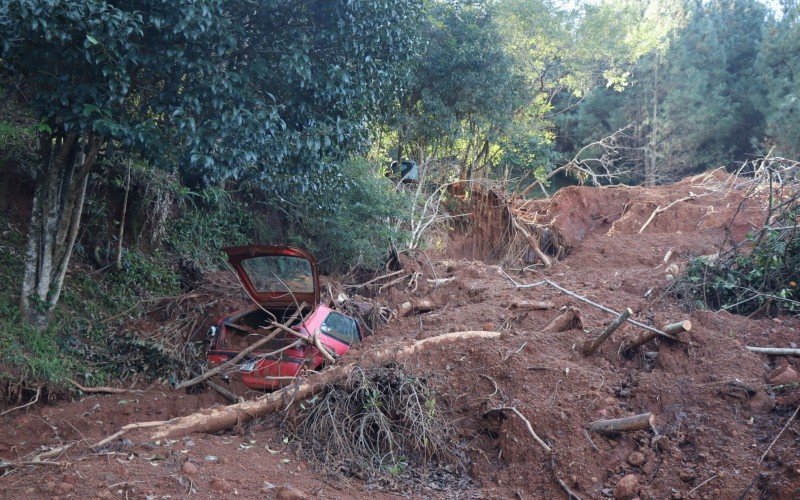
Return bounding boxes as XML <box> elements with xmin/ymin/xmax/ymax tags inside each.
<box><xmin>280</xmin><ymin>157</ymin><xmax>410</xmax><ymax>273</ymax></box>
<box><xmin>671</xmin><ymin>202</ymin><xmax>799</xmax><ymax>315</ymax></box>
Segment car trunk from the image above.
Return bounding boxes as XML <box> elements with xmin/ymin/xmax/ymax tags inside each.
<box><xmin>218</xmin><ymin>303</ymin><xmax>311</xmax><ymax>352</ymax></box>
<box><xmin>223</xmin><ymin>245</ymin><xmax>320</xmax><ymax>308</ymax></box>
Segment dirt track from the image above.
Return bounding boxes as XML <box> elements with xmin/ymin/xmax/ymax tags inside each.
<box><xmin>1</xmin><ymin>175</ymin><xmax>799</xmax><ymax>499</ymax></box>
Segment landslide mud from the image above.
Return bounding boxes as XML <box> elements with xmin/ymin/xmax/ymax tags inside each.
<box><xmin>1</xmin><ymin>174</ymin><xmax>798</xmax><ymax>499</ymax></box>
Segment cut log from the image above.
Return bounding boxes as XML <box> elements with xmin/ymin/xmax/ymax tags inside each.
<box><xmin>144</xmin><ymin>331</ymin><xmax>501</xmax><ymax>440</ymax></box>
<box><xmin>620</xmin><ymin>320</ymin><xmax>691</xmax><ymax>354</ymax></box>
<box><xmin>498</xmin><ymin>270</ymin><xmax>682</xmax><ymax>343</ymax></box>
<box><xmin>662</xmin><ymin>248</ymin><xmax>674</xmax><ymax>264</ymax></box>
<box><xmin>70</xmin><ymin>380</ymin><xmax>131</xmax><ymax>394</ymax></box>
<box><xmin>511</xmin><ymin>300</ymin><xmax>555</xmax><ymax>310</ymax></box>
<box><xmin>427</xmin><ymin>277</ymin><xmax>457</xmax><ymax>286</ymax></box>
<box><xmin>583</xmin><ymin>308</ymin><xmax>632</xmax><ymax>356</ymax></box>
<box><xmin>543</xmin><ymin>307</ymin><xmax>583</xmax><ymax>333</ymax></box>
<box><xmin>662</xmin><ymin>320</ymin><xmax>692</xmax><ymax>336</ymax></box>
<box><xmin>588</xmin><ymin>412</ymin><xmax>655</xmax><ymax>435</ymax></box>
<box><xmin>397</xmin><ymin>298</ymin><xmax>438</xmax><ymax>317</ymax></box>
<box><xmin>746</xmin><ymin>347</ymin><xmax>800</xmax><ymax>357</ymax></box>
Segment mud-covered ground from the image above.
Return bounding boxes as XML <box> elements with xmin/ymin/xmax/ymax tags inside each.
<box><xmin>1</xmin><ymin>174</ymin><xmax>799</xmax><ymax>499</ymax></box>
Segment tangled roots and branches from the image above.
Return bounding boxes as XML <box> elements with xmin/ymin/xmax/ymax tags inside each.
<box><xmin>668</xmin><ymin>155</ymin><xmax>800</xmax><ymax>316</ymax></box>
<box><xmin>291</xmin><ymin>363</ymin><xmax>467</xmax><ymax>488</ymax></box>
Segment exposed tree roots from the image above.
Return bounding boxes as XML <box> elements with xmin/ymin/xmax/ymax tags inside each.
<box><xmin>292</xmin><ymin>364</ymin><xmax>466</xmax><ymax>486</ymax></box>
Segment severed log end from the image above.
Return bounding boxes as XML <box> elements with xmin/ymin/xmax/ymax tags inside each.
<box><xmin>398</xmin><ymin>298</ymin><xmax>439</xmax><ymax>317</ymax></box>
<box><xmin>620</xmin><ymin>319</ymin><xmax>691</xmax><ymax>354</ymax></box>
<box><xmin>588</xmin><ymin>412</ymin><xmax>655</xmax><ymax>435</ymax></box>
<box><xmin>662</xmin><ymin>320</ymin><xmax>692</xmax><ymax>336</ymax></box>
<box><xmin>543</xmin><ymin>307</ymin><xmax>583</xmax><ymax>333</ymax></box>
<box><xmin>511</xmin><ymin>300</ymin><xmax>556</xmax><ymax>310</ymax></box>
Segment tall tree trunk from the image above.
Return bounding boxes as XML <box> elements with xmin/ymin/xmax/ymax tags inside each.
<box><xmin>115</xmin><ymin>160</ymin><xmax>132</xmax><ymax>271</ymax></box>
<box><xmin>645</xmin><ymin>55</ymin><xmax>659</xmax><ymax>187</ymax></box>
<box><xmin>19</xmin><ymin>133</ymin><xmax>102</xmax><ymax>331</ymax></box>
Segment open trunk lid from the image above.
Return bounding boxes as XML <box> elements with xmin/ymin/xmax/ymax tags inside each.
<box><xmin>223</xmin><ymin>245</ymin><xmax>320</xmax><ymax>307</ymax></box>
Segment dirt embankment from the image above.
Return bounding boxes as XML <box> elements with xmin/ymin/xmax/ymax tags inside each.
<box><xmin>1</xmin><ymin>174</ymin><xmax>799</xmax><ymax>499</ymax></box>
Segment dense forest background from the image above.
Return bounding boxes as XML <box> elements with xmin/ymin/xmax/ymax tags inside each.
<box><xmin>0</xmin><ymin>0</ymin><xmax>798</xmax><ymax>386</ymax></box>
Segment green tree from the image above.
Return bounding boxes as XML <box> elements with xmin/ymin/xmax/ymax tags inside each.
<box><xmin>757</xmin><ymin>0</ymin><xmax>800</xmax><ymax>157</ymax></box>
<box><xmin>392</xmin><ymin>0</ymin><xmax>525</xmax><ymax>179</ymax></box>
<box><xmin>656</xmin><ymin>0</ymin><xmax>766</xmax><ymax>173</ymax></box>
<box><xmin>558</xmin><ymin>0</ymin><xmax>769</xmax><ymax>184</ymax></box>
<box><xmin>0</xmin><ymin>0</ymin><xmax>421</xmax><ymax>330</ymax></box>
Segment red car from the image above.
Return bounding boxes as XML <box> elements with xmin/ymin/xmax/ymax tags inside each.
<box><xmin>206</xmin><ymin>245</ymin><xmax>363</xmax><ymax>390</ymax></box>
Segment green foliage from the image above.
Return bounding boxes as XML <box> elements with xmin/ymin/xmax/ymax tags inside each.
<box><xmin>0</xmin><ymin>207</ymin><xmax>183</xmax><ymax>387</ymax></box>
<box><xmin>280</xmin><ymin>157</ymin><xmax>410</xmax><ymax>273</ymax></box>
<box><xmin>497</xmin><ymin>124</ymin><xmax>562</xmax><ymax>186</ymax></box>
<box><xmin>385</xmin><ymin>0</ymin><xmax>525</xmax><ymax>176</ymax></box>
<box><xmin>163</xmin><ymin>187</ymin><xmax>258</xmax><ymax>270</ymax></box>
<box><xmin>110</xmin><ymin>250</ymin><xmax>182</xmax><ymax>301</ymax></box>
<box><xmin>497</xmin><ymin>0</ymin><xmax>652</xmax><ymax>97</ymax></box>
<box><xmin>102</xmin><ymin>333</ymin><xmax>199</xmax><ymax>384</ymax></box>
<box><xmin>655</xmin><ymin>0</ymin><xmax>766</xmax><ymax>171</ymax></box>
<box><xmin>0</xmin><ymin>219</ymin><xmax>77</xmax><ymax>384</ymax></box>
<box><xmin>1</xmin><ymin>0</ymin><xmax>423</xmax><ymax>187</ymax></box>
<box><xmin>672</xmin><ymin>206</ymin><xmax>800</xmax><ymax>315</ymax></box>
<box><xmin>757</xmin><ymin>1</ymin><xmax>800</xmax><ymax>158</ymax></box>
<box><xmin>559</xmin><ymin>0</ymin><xmax>780</xmax><ymax>181</ymax></box>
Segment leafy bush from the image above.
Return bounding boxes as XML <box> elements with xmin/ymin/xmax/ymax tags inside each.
<box><xmin>163</xmin><ymin>186</ymin><xmax>262</xmax><ymax>269</ymax></box>
<box><xmin>498</xmin><ymin>124</ymin><xmax>562</xmax><ymax>189</ymax></box>
<box><xmin>671</xmin><ymin>205</ymin><xmax>800</xmax><ymax>315</ymax></box>
<box><xmin>281</xmin><ymin>157</ymin><xmax>410</xmax><ymax>273</ymax></box>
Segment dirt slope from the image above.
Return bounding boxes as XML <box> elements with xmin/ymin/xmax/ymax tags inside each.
<box><xmin>1</xmin><ymin>174</ymin><xmax>799</xmax><ymax>499</ymax></box>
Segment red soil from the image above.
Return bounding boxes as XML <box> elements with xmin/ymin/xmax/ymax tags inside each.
<box><xmin>1</xmin><ymin>173</ymin><xmax>799</xmax><ymax>499</ymax></box>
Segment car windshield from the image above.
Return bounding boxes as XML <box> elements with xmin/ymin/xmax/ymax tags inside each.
<box><xmin>239</xmin><ymin>255</ymin><xmax>314</xmax><ymax>294</ymax></box>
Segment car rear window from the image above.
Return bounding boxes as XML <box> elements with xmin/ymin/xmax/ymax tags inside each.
<box><xmin>240</xmin><ymin>255</ymin><xmax>314</xmax><ymax>294</ymax></box>
<box><xmin>320</xmin><ymin>312</ymin><xmax>361</xmax><ymax>346</ymax></box>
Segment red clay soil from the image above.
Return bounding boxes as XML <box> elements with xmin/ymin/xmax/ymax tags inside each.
<box><xmin>2</xmin><ymin>174</ymin><xmax>800</xmax><ymax>499</ymax></box>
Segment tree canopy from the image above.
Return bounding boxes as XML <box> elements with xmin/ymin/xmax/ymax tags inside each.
<box><xmin>1</xmin><ymin>0</ymin><xmax>799</xmax><ymax>330</ymax></box>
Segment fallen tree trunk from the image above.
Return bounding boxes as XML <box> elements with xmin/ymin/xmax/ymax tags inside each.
<box><xmin>397</xmin><ymin>298</ymin><xmax>439</xmax><ymax>317</ymax></box>
<box><xmin>620</xmin><ymin>320</ymin><xmax>691</xmax><ymax>354</ymax></box>
<box><xmin>511</xmin><ymin>218</ymin><xmax>552</xmax><ymax>267</ymax></box>
<box><xmin>746</xmin><ymin>346</ymin><xmax>800</xmax><ymax>357</ymax></box>
<box><xmin>588</xmin><ymin>412</ymin><xmax>655</xmax><ymax>435</ymax></box>
<box><xmin>146</xmin><ymin>330</ymin><xmax>501</xmax><ymax>440</ymax></box>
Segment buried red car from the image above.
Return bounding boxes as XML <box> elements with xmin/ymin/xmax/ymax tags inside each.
<box><xmin>206</xmin><ymin>245</ymin><xmax>363</xmax><ymax>390</ymax></box>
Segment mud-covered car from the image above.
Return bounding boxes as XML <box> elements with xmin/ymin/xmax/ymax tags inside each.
<box><xmin>206</xmin><ymin>245</ymin><xmax>363</xmax><ymax>390</ymax></box>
